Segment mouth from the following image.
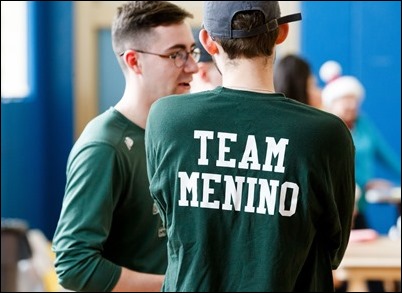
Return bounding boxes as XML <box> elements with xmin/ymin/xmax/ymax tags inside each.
<box><xmin>177</xmin><ymin>81</ymin><xmax>192</xmax><ymax>92</ymax></box>
<box><xmin>179</xmin><ymin>82</ymin><xmax>191</xmax><ymax>87</ymax></box>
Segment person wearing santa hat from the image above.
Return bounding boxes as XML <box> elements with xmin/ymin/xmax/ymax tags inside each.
<box><xmin>321</xmin><ymin>60</ymin><xmax>401</xmax><ymax>292</ymax></box>
<box><xmin>320</xmin><ymin>60</ymin><xmax>401</xmax><ymax>225</ymax></box>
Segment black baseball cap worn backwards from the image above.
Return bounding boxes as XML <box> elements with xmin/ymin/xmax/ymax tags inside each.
<box><xmin>203</xmin><ymin>1</ymin><xmax>302</xmax><ymax>39</ymax></box>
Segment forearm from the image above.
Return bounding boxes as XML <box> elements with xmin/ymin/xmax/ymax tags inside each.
<box><xmin>112</xmin><ymin>267</ymin><xmax>164</xmax><ymax>292</ymax></box>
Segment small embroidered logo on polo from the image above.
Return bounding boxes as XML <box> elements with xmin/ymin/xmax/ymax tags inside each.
<box><xmin>152</xmin><ymin>203</ymin><xmax>159</xmax><ymax>215</ymax></box>
<box><xmin>124</xmin><ymin>137</ymin><xmax>134</xmax><ymax>150</ymax></box>
<box><xmin>158</xmin><ymin>226</ymin><xmax>167</xmax><ymax>237</ymax></box>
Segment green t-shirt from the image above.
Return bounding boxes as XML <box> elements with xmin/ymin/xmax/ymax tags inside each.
<box><xmin>53</xmin><ymin>108</ymin><xmax>167</xmax><ymax>292</ymax></box>
<box><xmin>146</xmin><ymin>87</ymin><xmax>355</xmax><ymax>292</ymax></box>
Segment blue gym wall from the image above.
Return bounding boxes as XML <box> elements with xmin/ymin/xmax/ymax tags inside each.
<box><xmin>1</xmin><ymin>1</ymin><xmax>73</xmax><ymax>239</ymax></box>
<box><xmin>301</xmin><ymin>1</ymin><xmax>401</xmax><ymax>178</ymax></box>
<box><xmin>1</xmin><ymin>2</ymin><xmax>400</xmax><ymax>239</ymax></box>
<box><xmin>301</xmin><ymin>1</ymin><xmax>401</xmax><ymax>234</ymax></box>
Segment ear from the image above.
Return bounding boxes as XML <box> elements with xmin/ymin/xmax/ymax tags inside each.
<box><xmin>276</xmin><ymin>23</ymin><xmax>289</xmax><ymax>44</ymax></box>
<box><xmin>199</xmin><ymin>28</ymin><xmax>218</xmax><ymax>55</ymax></box>
<box><xmin>123</xmin><ymin>50</ymin><xmax>142</xmax><ymax>73</ymax></box>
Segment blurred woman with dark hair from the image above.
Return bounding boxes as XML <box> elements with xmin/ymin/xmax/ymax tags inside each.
<box><xmin>274</xmin><ymin>54</ymin><xmax>322</xmax><ymax>108</ymax></box>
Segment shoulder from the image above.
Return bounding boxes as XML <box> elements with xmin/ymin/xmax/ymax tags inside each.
<box><xmin>70</xmin><ymin>109</ymin><xmax>144</xmax><ymax>164</ymax></box>
<box><xmin>78</xmin><ymin>108</ymin><xmax>143</xmax><ymax>148</ymax></box>
<box><xmin>152</xmin><ymin>92</ymin><xmax>203</xmax><ymax>109</ymax></box>
<box><xmin>300</xmin><ymin>106</ymin><xmax>354</xmax><ymax>151</ymax></box>
<box><xmin>149</xmin><ymin>92</ymin><xmax>206</xmax><ymax>123</ymax></box>
<box><xmin>287</xmin><ymin>100</ymin><xmax>350</xmax><ymax>134</ymax></box>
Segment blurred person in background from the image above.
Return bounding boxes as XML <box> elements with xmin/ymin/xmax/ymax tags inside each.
<box><xmin>274</xmin><ymin>54</ymin><xmax>322</xmax><ymax>108</ymax></box>
<box><xmin>321</xmin><ymin>62</ymin><xmax>401</xmax><ymax>292</ymax></box>
<box><xmin>190</xmin><ymin>28</ymin><xmax>222</xmax><ymax>93</ymax></box>
<box><xmin>320</xmin><ymin>60</ymin><xmax>401</xmax><ymax>226</ymax></box>
<box><xmin>52</xmin><ymin>1</ymin><xmax>199</xmax><ymax>292</ymax></box>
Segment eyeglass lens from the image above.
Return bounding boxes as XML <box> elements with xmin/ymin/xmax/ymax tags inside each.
<box><xmin>174</xmin><ymin>48</ymin><xmax>200</xmax><ymax>67</ymax></box>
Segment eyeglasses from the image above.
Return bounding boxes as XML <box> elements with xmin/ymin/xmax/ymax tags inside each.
<box><xmin>119</xmin><ymin>47</ymin><xmax>201</xmax><ymax>68</ymax></box>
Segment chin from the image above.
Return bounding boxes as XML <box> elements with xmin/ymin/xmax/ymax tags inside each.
<box><xmin>175</xmin><ymin>90</ymin><xmax>189</xmax><ymax>95</ymax></box>
<box><xmin>176</xmin><ymin>85</ymin><xmax>191</xmax><ymax>94</ymax></box>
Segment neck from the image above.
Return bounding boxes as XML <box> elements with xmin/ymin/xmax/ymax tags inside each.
<box><xmin>224</xmin><ymin>85</ymin><xmax>276</xmax><ymax>94</ymax></box>
<box><xmin>221</xmin><ymin>56</ymin><xmax>275</xmax><ymax>93</ymax></box>
<box><xmin>115</xmin><ymin>88</ymin><xmax>149</xmax><ymax>129</ymax></box>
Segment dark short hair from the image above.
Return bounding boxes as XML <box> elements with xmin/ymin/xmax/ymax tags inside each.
<box><xmin>218</xmin><ymin>10</ymin><xmax>279</xmax><ymax>59</ymax></box>
<box><xmin>111</xmin><ymin>1</ymin><xmax>193</xmax><ymax>55</ymax></box>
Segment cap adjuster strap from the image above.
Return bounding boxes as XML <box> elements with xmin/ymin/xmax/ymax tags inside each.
<box><xmin>277</xmin><ymin>13</ymin><xmax>302</xmax><ymax>25</ymax></box>
<box><xmin>230</xmin><ymin>13</ymin><xmax>302</xmax><ymax>39</ymax></box>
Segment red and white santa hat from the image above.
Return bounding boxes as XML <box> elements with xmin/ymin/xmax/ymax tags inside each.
<box><xmin>319</xmin><ymin>60</ymin><xmax>365</xmax><ymax>108</ymax></box>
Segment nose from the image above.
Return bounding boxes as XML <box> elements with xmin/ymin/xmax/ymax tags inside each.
<box><xmin>184</xmin><ymin>55</ymin><xmax>199</xmax><ymax>74</ymax></box>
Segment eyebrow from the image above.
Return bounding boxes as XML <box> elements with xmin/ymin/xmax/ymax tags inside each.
<box><xmin>163</xmin><ymin>43</ymin><xmax>196</xmax><ymax>52</ymax></box>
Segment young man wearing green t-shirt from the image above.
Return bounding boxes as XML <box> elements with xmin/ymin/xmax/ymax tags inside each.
<box><xmin>146</xmin><ymin>1</ymin><xmax>355</xmax><ymax>291</ymax></box>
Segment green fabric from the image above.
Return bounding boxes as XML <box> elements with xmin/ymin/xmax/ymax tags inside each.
<box><xmin>53</xmin><ymin>108</ymin><xmax>167</xmax><ymax>292</ymax></box>
<box><xmin>146</xmin><ymin>87</ymin><xmax>355</xmax><ymax>292</ymax></box>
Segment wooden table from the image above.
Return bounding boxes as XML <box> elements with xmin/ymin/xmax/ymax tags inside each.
<box><xmin>335</xmin><ymin>237</ymin><xmax>401</xmax><ymax>292</ymax></box>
